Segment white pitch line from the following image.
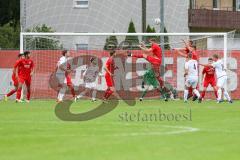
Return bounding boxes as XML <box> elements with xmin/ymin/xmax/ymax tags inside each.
<box><xmin>0</xmin><ymin>123</ymin><xmax>200</xmax><ymax>138</ymax></box>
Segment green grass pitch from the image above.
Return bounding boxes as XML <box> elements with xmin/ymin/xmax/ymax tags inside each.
<box><xmin>0</xmin><ymin>99</ymin><xmax>240</xmax><ymax>160</ymax></box>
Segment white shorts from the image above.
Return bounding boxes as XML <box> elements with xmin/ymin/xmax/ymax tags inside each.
<box><xmin>217</xmin><ymin>76</ymin><xmax>227</xmax><ymax>88</ymax></box>
<box><xmin>185</xmin><ymin>77</ymin><xmax>198</xmax><ymax>88</ymax></box>
<box><xmin>85</xmin><ymin>82</ymin><xmax>97</xmax><ymax>89</ymax></box>
<box><xmin>56</xmin><ymin>73</ymin><xmax>67</xmax><ymax>84</ymax></box>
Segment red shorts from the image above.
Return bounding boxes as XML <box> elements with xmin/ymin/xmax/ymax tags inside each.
<box><xmin>65</xmin><ymin>75</ymin><xmax>72</xmax><ymax>86</ymax></box>
<box><xmin>12</xmin><ymin>75</ymin><xmax>18</xmax><ymax>87</ymax></box>
<box><xmin>203</xmin><ymin>79</ymin><xmax>216</xmax><ymax>88</ymax></box>
<box><xmin>18</xmin><ymin>76</ymin><xmax>31</xmax><ymax>87</ymax></box>
<box><xmin>146</xmin><ymin>56</ymin><xmax>161</xmax><ymax>66</ymax></box>
<box><xmin>105</xmin><ymin>74</ymin><xmax>114</xmax><ymax>87</ymax></box>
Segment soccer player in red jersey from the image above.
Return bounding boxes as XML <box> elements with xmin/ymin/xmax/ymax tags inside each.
<box><xmin>103</xmin><ymin>50</ymin><xmax>119</xmax><ymax>101</ymax></box>
<box><xmin>14</xmin><ymin>51</ymin><xmax>34</xmax><ymax>103</ymax></box>
<box><xmin>129</xmin><ymin>38</ymin><xmax>164</xmax><ymax>88</ymax></box>
<box><xmin>182</xmin><ymin>40</ymin><xmax>193</xmax><ymax>54</ymax></box>
<box><xmin>200</xmin><ymin>58</ymin><xmax>218</xmax><ymax>100</ymax></box>
<box><xmin>176</xmin><ymin>45</ymin><xmax>199</xmax><ymax>61</ymax></box>
<box><xmin>4</xmin><ymin>53</ymin><xmax>25</xmax><ymax>101</ymax></box>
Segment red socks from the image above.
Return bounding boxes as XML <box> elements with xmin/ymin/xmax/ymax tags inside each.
<box><xmin>16</xmin><ymin>87</ymin><xmax>22</xmax><ymax>100</ymax></box>
<box><xmin>201</xmin><ymin>90</ymin><xmax>218</xmax><ymax>99</ymax></box>
<box><xmin>201</xmin><ymin>91</ymin><xmax>206</xmax><ymax>98</ymax></box>
<box><xmin>6</xmin><ymin>89</ymin><xmax>17</xmax><ymax>97</ymax></box>
<box><xmin>68</xmin><ymin>85</ymin><xmax>76</xmax><ymax>97</ymax></box>
<box><xmin>214</xmin><ymin>90</ymin><xmax>218</xmax><ymax>99</ymax></box>
<box><xmin>104</xmin><ymin>89</ymin><xmax>113</xmax><ymax>100</ymax></box>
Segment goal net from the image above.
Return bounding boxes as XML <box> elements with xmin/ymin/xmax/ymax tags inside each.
<box><xmin>20</xmin><ymin>32</ymin><xmax>236</xmax><ymax>100</ymax></box>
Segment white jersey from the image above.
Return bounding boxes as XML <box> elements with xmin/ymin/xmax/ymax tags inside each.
<box><xmin>84</xmin><ymin>65</ymin><xmax>99</xmax><ymax>83</ymax></box>
<box><xmin>56</xmin><ymin>56</ymin><xmax>71</xmax><ymax>74</ymax></box>
<box><xmin>185</xmin><ymin>59</ymin><xmax>198</xmax><ymax>78</ymax></box>
<box><xmin>211</xmin><ymin>59</ymin><xmax>227</xmax><ymax>78</ymax></box>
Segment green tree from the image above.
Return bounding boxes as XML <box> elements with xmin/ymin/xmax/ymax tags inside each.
<box><xmin>103</xmin><ymin>33</ymin><xmax>118</xmax><ymax>50</ymax></box>
<box><xmin>25</xmin><ymin>24</ymin><xmax>63</xmax><ymax>50</ymax></box>
<box><xmin>0</xmin><ymin>23</ymin><xmax>20</xmax><ymax>49</ymax></box>
<box><xmin>163</xmin><ymin>27</ymin><xmax>170</xmax><ymax>50</ymax></box>
<box><xmin>0</xmin><ymin>0</ymin><xmax>20</xmax><ymax>49</ymax></box>
<box><xmin>0</xmin><ymin>0</ymin><xmax>20</xmax><ymax>28</ymax></box>
<box><xmin>125</xmin><ymin>20</ymin><xmax>139</xmax><ymax>50</ymax></box>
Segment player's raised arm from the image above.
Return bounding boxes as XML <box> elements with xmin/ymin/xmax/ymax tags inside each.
<box><xmin>175</xmin><ymin>49</ymin><xmax>187</xmax><ymax>58</ymax></box>
<box><xmin>199</xmin><ymin>63</ymin><xmax>212</xmax><ymax>67</ymax></box>
<box><xmin>139</xmin><ymin>44</ymin><xmax>153</xmax><ymax>53</ymax></box>
<box><xmin>182</xmin><ymin>39</ymin><xmax>194</xmax><ymax>51</ymax></box>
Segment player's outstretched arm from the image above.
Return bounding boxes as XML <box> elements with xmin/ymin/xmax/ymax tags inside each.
<box><xmin>182</xmin><ymin>39</ymin><xmax>192</xmax><ymax>51</ymax></box>
<box><xmin>199</xmin><ymin>64</ymin><xmax>212</xmax><ymax>67</ymax></box>
<box><xmin>175</xmin><ymin>49</ymin><xmax>187</xmax><ymax>58</ymax></box>
<box><xmin>138</xmin><ymin>44</ymin><xmax>152</xmax><ymax>53</ymax></box>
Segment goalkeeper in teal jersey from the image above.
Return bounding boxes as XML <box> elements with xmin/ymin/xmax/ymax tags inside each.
<box><xmin>140</xmin><ymin>68</ymin><xmax>177</xmax><ymax>101</ymax></box>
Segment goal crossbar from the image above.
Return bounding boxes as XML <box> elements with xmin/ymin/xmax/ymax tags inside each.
<box><xmin>21</xmin><ymin>32</ymin><xmax>227</xmax><ymax>36</ymax></box>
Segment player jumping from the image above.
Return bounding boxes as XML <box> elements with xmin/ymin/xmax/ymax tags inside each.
<box><xmin>199</xmin><ymin>58</ymin><xmax>218</xmax><ymax>101</ymax></box>
<box><xmin>128</xmin><ymin>38</ymin><xmax>173</xmax><ymax>100</ymax></box>
<box><xmin>76</xmin><ymin>57</ymin><xmax>100</xmax><ymax>102</ymax></box>
<box><xmin>56</xmin><ymin>50</ymin><xmax>76</xmax><ymax>102</ymax></box>
<box><xmin>183</xmin><ymin>53</ymin><xmax>201</xmax><ymax>103</ymax></box>
<box><xmin>200</xmin><ymin>54</ymin><xmax>232</xmax><ymax>103</ymax></box>
<box><xmin>4</xmin><ymin>53</ymin><xmax>24</xmax><ymax>101</ymax></box>
<box><xmin>14</xmin><ymin>51</ymin><xmax>34</xmax><ymax>103</ymax></box>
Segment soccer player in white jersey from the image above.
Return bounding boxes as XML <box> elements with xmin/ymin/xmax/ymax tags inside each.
<box><xmin>56</xmin><ymin>50</ymin><xmax>76</xmax><ymax>102</ymax></box>
<box><xmin>201</xmin><ymin>54</ymin><xmax>232</xmax><ymax>103</ymax></box>
<box><xmin>184</xmin><ymin>53</ymin><xmax>201</xmax><ymax>103</ymax></box>
<box><xmin>76</xmin><ymin>57</ymin><xmax>100</xmax><ymax>102</ymax></box>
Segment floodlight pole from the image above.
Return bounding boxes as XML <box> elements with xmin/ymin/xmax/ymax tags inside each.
<box><xmin>160</xmin><ymin>0</ymin><xmax>165</xmax><ymax>80</ymax></box>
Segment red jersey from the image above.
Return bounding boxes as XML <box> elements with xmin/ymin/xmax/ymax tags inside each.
<box><xmin>65</xmin><ymin>61</ymin><xmax>72</xmax><ymax>77</ymax></box>
<box><xmin>185</xmin><ymin>47</ymin><xmax>190</xmax><ymax>53</ymax></box>
<box><xmin>202</xmin><ymin>66</ymin><xmax>215</xmax><ymax>81</ymax></box>
<box><xmin>12</xmin><ymin>59</ymin><xmax>22</xmax><ymax>77</ymax></box>
<box><xmin>184</xmin><ymin>47</ymin><xmax>198</xmax><ymax>61</ymax></box>
<box><xmin>191</xmin><ymin>51</ymin><xmax>199</xmax><ymax>61</ymax></box>
<box><xmin>105</xmin><ymin>57</ymin><xmax>115</xmax><ymax>75</ymax></box>
<box><xmin>14</xmin><ymin>59</ymin><xmax>34</xmax><ymax>79</ymax></box>
<box><xmin>151</xmin><ymin>43</ymin><xmax>162</xmax><ymax>60</ymax></box>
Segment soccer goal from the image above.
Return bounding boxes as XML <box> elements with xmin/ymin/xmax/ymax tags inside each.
<box><xmin>20</xmin><ymin>32</ymin><xmax>234</xmax><ymax>99</ymax></box>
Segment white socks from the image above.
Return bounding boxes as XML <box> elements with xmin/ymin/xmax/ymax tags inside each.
<box><xmin>92</xmin><ymin>90</ymin><xmax>97</xmax><ymax>100</ymax></box>
<box><xmin>184</xmin><ymin>90</ymin><xmax>189</xmax><ymax>102</ymax></box>
<box><xmin>217</xmin><ymin>88</ymin><xmax>222</xmax><ymax>101</ymax></box>
<box><xmin>58</xmin><ymin>87</ymin><xmax>66</xmax><ymax>101</ymax></box>
<box><xmin>224</xmin><ymin>90</ymin><xmax>231</xmax><ymax>101</ymax></box>
<box><xmin>193</xmin><ymin>89</ymin><xmax>200</xmax><ymax>99</ymax></box>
